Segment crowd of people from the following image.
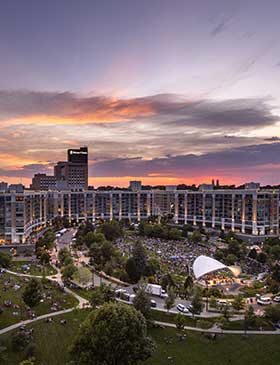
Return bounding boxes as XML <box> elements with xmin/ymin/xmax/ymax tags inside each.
<box><xmin>115</xmin><ymin>235</ymin><xmax>212</xmax><ymax>276</ymax></box>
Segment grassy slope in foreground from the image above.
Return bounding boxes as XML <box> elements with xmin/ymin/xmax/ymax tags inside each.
<box><xmin>1</xmin><ymin>310</ymin><xmax>280</xmax><ymax>365</ymax></box>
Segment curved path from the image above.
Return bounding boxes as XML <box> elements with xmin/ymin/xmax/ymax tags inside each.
<box><xmin>154</xmin><ymin>320</ymin><xmax>280</xmax><ymax>335</ymax></box>
<box><xmin>3</xmin><ymin>268</ymin><xmax>89</xmax><ymax>309</ymax></box>
<box><xmin>0</xmin><ymin>308</ymin><xmax>75</xmax><ymax>336</ymax></box>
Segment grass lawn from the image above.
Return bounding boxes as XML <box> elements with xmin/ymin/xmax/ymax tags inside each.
<box><xmin>221</xmin><ymin>318</ymin><xmax>275</xmax><ymax>331</ymax></box>
<box><xmin>1</xmin><ymin>309</ymin><xmax>280</xmax><ymax>365</ymax></box>
<box><xmin>0</xmin><ymin>309</ymin><xmax>90</xmax><ymax>365</ymax></box>
<box><xmin>69</xmin><ymin>286</ymin><xmax>93</xmax><ymax>301</ymax></box>
<box><xmin>9</xmin><ymin>261</ymin><xmax>57</xmax><ymax>276</ymax></box>
<box><xmin>73</xmin><ymin>266</ymin><xmax>92</xmax><ymax>285</ymax></box>
<box><xmin>144</xmin><ymin>327</ymin><xmax>280</xmax><ymax>365</ymax></box>
<box><xmin>0</xmin><ymin>273</ymin><xmax>78</xmax><ymax>329</ymax></box>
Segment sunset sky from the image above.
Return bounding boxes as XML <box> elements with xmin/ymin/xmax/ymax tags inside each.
<box><xmin>1</xmin><ymin>0</ymin><xmax>280</xmax><ymax>187</ymax></box>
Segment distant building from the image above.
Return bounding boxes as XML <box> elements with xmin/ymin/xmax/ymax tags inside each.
<box><xmin>245</xmin><ymin>182</ymin><xmax>260</xmax><ymax>190</ymax></box>
<box><xmin>199</xmin><ymin>184</ymin><xmax>214</xmax><ymax>191</ymax></box>
<box><xmin>8</xmin><ymin>184</ymin><xmax>24</xmax><ymax>193</ymax></box>
<box><xmin>54</xmin><ymin>147</ymin><xmax>88</xmax><ymax>190</ymax></box>
<box><xmin>31</xmin><ymin>173</ymin><xmax>57</xmax><ymax>191</ymax></box>
<box><xmin>165</xmin><ymin>185</ymin><xmax>177</xmax><ymax>191</ymax></box>
<box><xmin>129</xmin><ymin>181</ymin><xmax>142</xmax><ymax>191</ymax></box>
<box><xmin>0</xmin><ymin>182</ymin><xmax>8</xmax><ymax>192</ymax></box>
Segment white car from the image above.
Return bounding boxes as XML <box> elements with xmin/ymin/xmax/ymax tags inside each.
<box><xmin>273</xmin><ymin>296</ymin><xmax>280</xmax><ymax>303</ymax></box>
<box><xmin>257</xmin><ymin>297</ymin><xmax>271</xmax><ymax>305</ymax></box>
<box><xmin>176</xmin><ymin>304</ymin><xmax>189</xmax><ymax>313</ymax></box>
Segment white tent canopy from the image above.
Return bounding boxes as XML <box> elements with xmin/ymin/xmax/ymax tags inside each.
<box><xmin>193</xmin><ymin>255</ymin><xmax>227</xmax><ymax>279</ymax></box>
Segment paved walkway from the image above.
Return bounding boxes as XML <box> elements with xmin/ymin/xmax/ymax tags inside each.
<box><xmin>154</xmin><ymin>320</ymin><xmax>280</xmax><ymax>335</ymax></box>
<box><xmin>0</xmin><ymin>308</ymin><xmax>75</xmax><ymax>336</ymax></box>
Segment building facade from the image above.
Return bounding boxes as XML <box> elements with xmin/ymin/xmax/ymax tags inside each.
<box><xmin>0</xmin><ymin>188</ymin><xmax>279</xmax><ymax>244</ymax></box>
<box><xmin>54</xmin><ymin>147</ymin><xmax>88</xmax><ymax>190</ymax></box>
<box><xmin>31</xmin><ymin>174</ymin><xmax>57</xmax><ymax>191</ymax></box>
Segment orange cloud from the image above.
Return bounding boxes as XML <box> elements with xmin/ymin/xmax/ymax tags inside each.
<box><xmin>1</xmin><ymin>96</ymin><xmax>157</xmax><ymax>126</ymax></box>
<box><xmin>0</xmin><ymin>153</ymin><xmax>39</xmax><ymax>168</ymax></box>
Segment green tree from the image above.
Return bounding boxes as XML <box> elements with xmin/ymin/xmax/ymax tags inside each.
<box><xmin>90</xmin><ymin>284</ymin><xmax>115</xmax><ymax>308</ymax></box>
<box><xmin>22</xmin><ymin>278</ymin><xmax>42</xmax><ymax>307</ymax></box>
<box><xmin>264</xmin><ymin>304</ymin><xmax>280</xmax><ymax>323</ymax></box>
<box><xmin>0</xmin><ymin>251</ymin><xmax>12</xmax><ymax>268</ymax></box>
<box><xmin>133</xmin><ymin>288</ymin><xmax>151</xmax><ymax>319</ymax></box>
<box><xmin>39</xmin><ymin>250</ymin><xmax>50</xmax><ymax>265</ymax></box>
<box><xmin>85</xmin><ymin>232</ymin><xmax>106</xmax><ymax>248</ymax></box>
<box><xmin>209</xmin><ymin>296</ymin><xmax>217</xmax><ymax>309</ymax></box>
<box><xmin>58</xmin><ymin>247</ymin><xmax>72</xmax><ymax>266</ymax></box>
<box><xmin>125</xmin><ymin>257</ymin><xmax>140</xmax><ymax>283</ymax></box>
<box><xmin>144</xmin><ymin>257</ymin><xmax>160</xmax><ymax>277</ymax></box>
<box><xmin>189</xmin><ymin>230</ymin><xmax>202</xmax><ymax>244</ymax></box>
<box><xmin>271</xmin><ymin>264</ymin><xmax>280</xmax><ymax>282</ymax></box>
<box><xmin>221</xmin><ymin>303</ymin><xmax>231</xmax><ymax>321</ymax></box>
<box><xmin>244</xmin><ymin>305</ymin><xmax>256</xmax><ymax>332</ymax></box>
<box><xmin>226</xmin><ymin>253</ymin><xmax>237</xmax><ymax>265</ymax></box>
<box><xmin>257</xmin><ymin>252</ymin><xmax>267</xmax><ymax>264</ymax></box>
<box><xmin>190</xmin><ymin>293</ymin><xmax>203</xmax><ymax>315</ymax></box>
<box><xmin>133</xmin><ymin>241</ymin><xmax>147</xmax><ymax>273</ymax></box>
<box><xmin>70</xmin><ymin>303</ymin><xmax>154</xmax><ymax>365</ymax></box>
<box><xmin>98</xmin><ymin>221</ymin><xmax>123</xmax><ymax>241</ymax></box>
<box><xmin>271</xmin><ymin>245</ymin><xmax>280</xmax><ymax>260</ymax></box>
<box><xmin>164</xmin><ymin>286</ymin><xmax>176</xmax><ymax>312</ymax></box>
<box><xmin>248</xmin><ymin>248</ymin><xmax>258</xmax><ymax>260</ymax></box>
<box><xmin>62</xmin><ymin>264</ymin><xmax>77</xmax><ymax>281</ymax></box>
<box><xmin>232</xmin><ymin>295</ymin><xmax>245</xmax><ymax>311</ymax></box>
<box><xmin>168</xmin><ymin>228</ymin><xmax>182</xmax><ymax>240</ymax></box>
<box><xmin>160</xmin><ymin>273</ymin><xmax>175</xmax><ymax>291</ymax></box>
<box><xmin>175</xmin><ymin>313</ymin><xmax>186</xmax><ymax>330</ymax></box>
<box><xmin>126</xmin><ymin>241</ymin><xmax>147</xmax><ymax>283</ymax></box>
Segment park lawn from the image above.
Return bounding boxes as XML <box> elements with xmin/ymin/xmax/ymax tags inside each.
<box><xmin>73</xmin><ymin>266</ymin><xmax>92</xmax><ymax>285</ymax></box>
<box><xmin>9</xmin><ymin>261</ymin><xmax>57</xmax><ymax>276</ymax></box>
<box><xmin>0</xmin><ymin>309</ymin><xmax>90</xmax><ymax>365</ymax></box>
<box><xmin>144</xmin><ymin>327</ymin><xmax>280</xmax><ymax>365</ymax></box>
<box><xmin>221</xmin><ymin>318</ymin><xmax>275</xmax><ymax>331</ymax></box>
<box><xmin>0</xmin><ymin>273</ymin><xmax>78</xmax><ymax>329</ymax></box>
<box><xmin>1</xmin><ymin>310</ymin><xmax>280</xmax><ymax>365</ymax></box>
<box><xmin>69</xmin><ymin>286</ymin><xmax>93</xmax><ymax>301</ymax></box>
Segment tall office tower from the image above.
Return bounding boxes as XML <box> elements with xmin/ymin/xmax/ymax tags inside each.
<box><xmin>54</xmin><ymin>147</ymin><xmax>88</xmax><ymax>190</ymax></box>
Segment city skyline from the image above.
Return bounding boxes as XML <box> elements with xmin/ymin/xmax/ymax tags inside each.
<box><xmin>1</xmin><ymin>0</ymin><xmax>280</xmax><ymax>187</ymax></box>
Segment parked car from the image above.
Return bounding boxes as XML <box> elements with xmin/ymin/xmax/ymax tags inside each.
<box><xmin>257</xmin><ymin>297</ymin><xmax>271</xmax><ymax>305</ymax></box>
<box><xmin>217</xmin><ymin>299</ymin><xmax>229</xmax><ymax>306</ymax></box>
<box><xmin>176</xmin><ymin>304</ymin><xmax>189</xmax><ymax>313</ymax></box>
<box><xmin>273</xmin><ymin>296</ymin><xmax>280</xmax><ymax>303</ymax></box>
<box><xmin>150</xmin><ymin>300</ymin><xmax>157</xmax><ymax>308</ymax></box>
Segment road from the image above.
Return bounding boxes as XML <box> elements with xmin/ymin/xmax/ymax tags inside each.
<box><xmin>54</xmin><ymin>229</ymin><xmax>118</xmax><ymax>288</ymax></box>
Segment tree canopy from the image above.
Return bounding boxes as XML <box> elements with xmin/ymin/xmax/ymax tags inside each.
<box><xmin>70</xmin><ymin>303</ymin><xmax>154</xmax><ymax>365</ymax></box>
